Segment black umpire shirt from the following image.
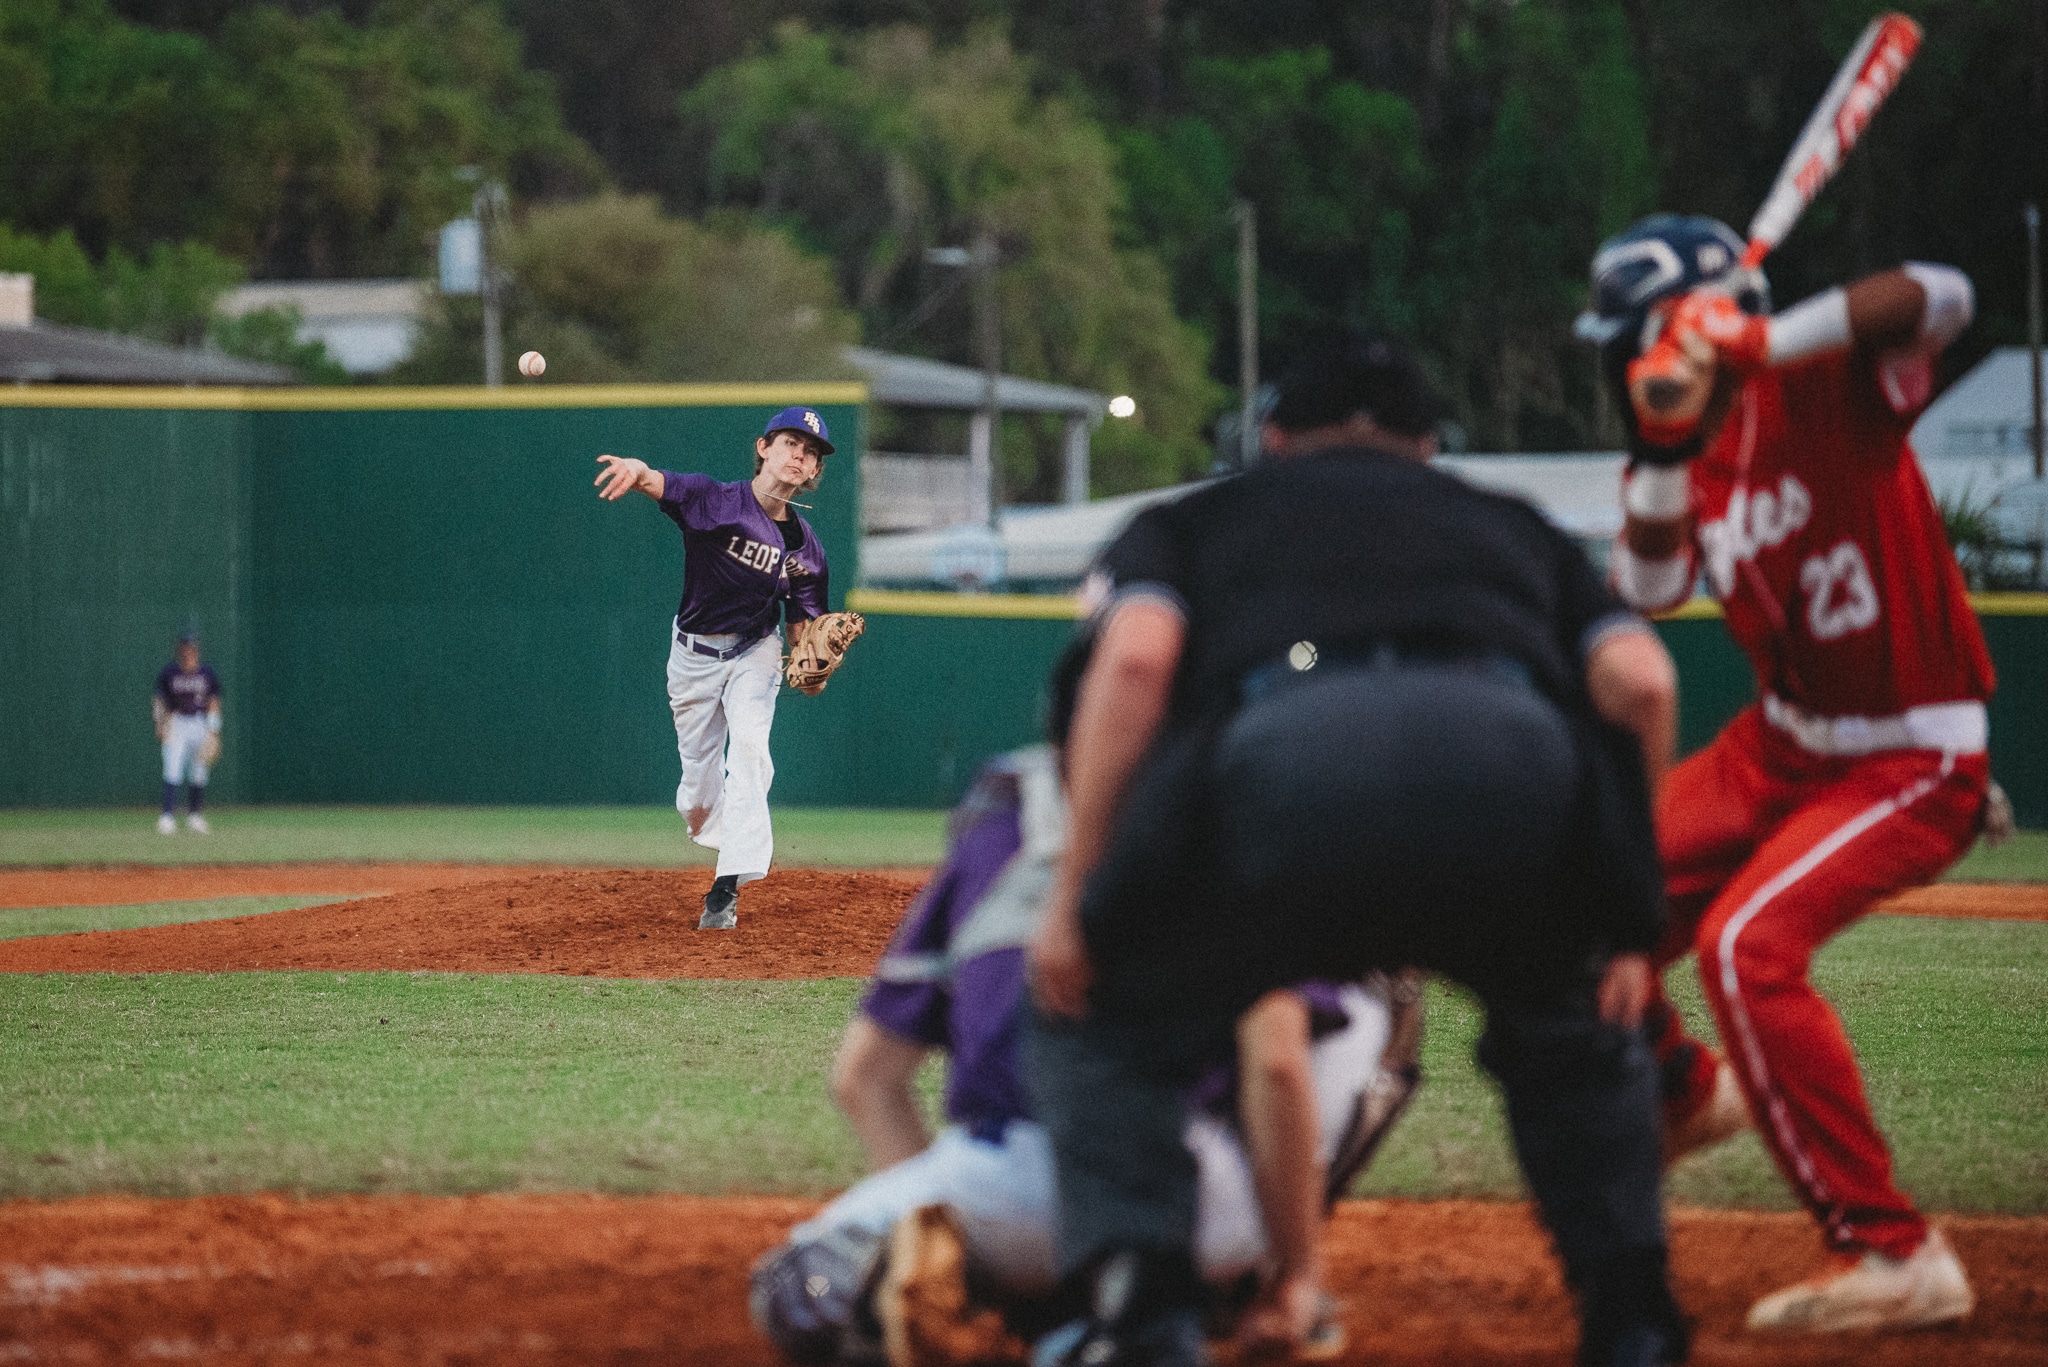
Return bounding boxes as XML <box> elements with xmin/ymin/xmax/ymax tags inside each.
<box><xmin>1091</xmin><ymin>445</ymin><xmax>1640</xmax><ymax>721</ymax></box>
<box><xmin>1076</xmin><ymin>444</ymin><xmax>1665</xmax><ymax>993</ymax></box>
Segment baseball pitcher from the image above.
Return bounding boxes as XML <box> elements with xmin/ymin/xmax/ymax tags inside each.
<box><xmin>595</xmin><ymin>406</ymin><xmax>863</xmax><ymax>929</ymax></box>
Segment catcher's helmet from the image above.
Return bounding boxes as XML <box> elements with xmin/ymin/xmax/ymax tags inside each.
<box><xmin>1573</xmin><ymin>214</ymin><xmax>1769</xmax><ymax>351</ymax></box>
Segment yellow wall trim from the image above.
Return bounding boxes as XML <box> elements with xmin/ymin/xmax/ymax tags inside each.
<box><xmin>0</xmin><ymin>382</ymin><xmax>867</xmax><ymax>412</ymax></box>
<box><xmin>848</xmin><ymin>588</ymin><xmax>1082</xmax><ymax>620</ymax></box>
<box><xmin>1970</xmin><ymin>592</ymin><xmax>2048</xmax><ymax>616</ymax></box>
<box><xmin>852</xmin><ymin>588</ymin><xmax>2048</xmax><ymax>624</ymax></box>
<box><xmin>1660</xmin><ymin>593</ymin><xmax>2048</xmax><ymax>620</ymax></box>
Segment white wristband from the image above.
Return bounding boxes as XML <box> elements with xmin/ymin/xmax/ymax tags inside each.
<box><xmin>1623</xmin><ymin>464</ymin><xmax>1691</xmax><ymax>521</ymax></box>
<box><xmin>1765</xmin><ymin>288</ymin><xmax>1850</xmax><ymax>366</ymax></box>
<box><xmin>1611</xmin><ymin>543</ymin><xmax>1694</xmax><ymax>612</ymax></box>
<box><xmin>1902</xmin><ymin>262</ymin><xmax>1973</xmax><ymax>350</ymax></box>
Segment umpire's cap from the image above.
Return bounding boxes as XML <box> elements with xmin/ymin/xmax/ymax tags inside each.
<box><xmin>763</xmin><ymin>405</ymin><xmax>835</xmax><ymax>456</ymax></box>
<box><xmin>1267</xmin><ymin>327</ymin><xmax>1436</xmax><ymax>439</ymax></box>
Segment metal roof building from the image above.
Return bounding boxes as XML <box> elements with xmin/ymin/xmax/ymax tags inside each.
<box><xmin>0</xmin><ymin>321</ymin><xmax>295</xmax><ymax>386</ymax></box>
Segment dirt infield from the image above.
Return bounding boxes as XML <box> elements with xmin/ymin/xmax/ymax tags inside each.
<box><xmin>0</xmin><ymin>866</ymin><xmax>2040</xmax><ymax>979</ymax></box>
<box><xmin>0</xmin><ymin>868</ymin><xmax>921</xmax><ymax>977</ymax></box>
<box><xmin>0</xmin><ymin>1193</ymin><xmax>2038</xmax><ymax>1366</ymax></box>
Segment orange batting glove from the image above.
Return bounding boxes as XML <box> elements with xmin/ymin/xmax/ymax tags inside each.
<box><xmin>1626</xmin><ymin>323</ymin><xmax>1715</xmax><ymax>446</ymax></box>
<box><xmin>1667</xmin><ymin>290</ymin><xmax>1769</xmax><ymax>371</ymax></box>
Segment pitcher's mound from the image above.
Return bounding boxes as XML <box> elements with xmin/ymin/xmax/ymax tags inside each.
<box><xmin>0</xmin><ymin>869</ymin><xmax>920</xmax><ymax>978</ymax></box>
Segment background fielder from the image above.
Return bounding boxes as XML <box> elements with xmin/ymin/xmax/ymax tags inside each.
<box><xmin>152</xmin><ymin>632</ymin><xmax>221</xmax><ymax>835</ymax></box>
<box><xmin>595</xmin><ymin>406</ymin><xmax>835</xmax><ymax>930</ymax></box>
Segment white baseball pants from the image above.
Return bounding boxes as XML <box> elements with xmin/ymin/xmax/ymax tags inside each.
<box><xmin>791</xmin><ymin>983</ymin><xmax>1395</xmax><ymax>1293</ymax></box>
<box><xmin>161</xmin><ymin>714</ymin><xmax>214</xmax><ymax>786</ymax></box>
<box><xmin>666</xmin><ymin>626</ymin><xmax>783</xmax><ymax>884</ymax></box>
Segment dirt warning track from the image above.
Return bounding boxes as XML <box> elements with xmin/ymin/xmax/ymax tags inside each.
<box><xmin>0</xmin><ymin>1194</ymin><xmax>2039</xmax><ymax>1366</ymax></box>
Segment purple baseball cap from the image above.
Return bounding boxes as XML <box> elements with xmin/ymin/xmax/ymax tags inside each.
<box><xmin>763</xmin><ymin>405</ymin><xmax>834</xmax><ymax>456</ymax></box>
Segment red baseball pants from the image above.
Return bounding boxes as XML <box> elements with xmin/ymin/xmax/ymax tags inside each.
<box><xmin>1648</xmin><ymin>707</ymin><xmax>1986</xmax><ymax>1258</ymax></box>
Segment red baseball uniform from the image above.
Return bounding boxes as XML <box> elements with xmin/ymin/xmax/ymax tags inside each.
<box><xmin>1624</xmin><ymin>342</ymin><xmax>1992</xmax><ymax>1260</ymax></box>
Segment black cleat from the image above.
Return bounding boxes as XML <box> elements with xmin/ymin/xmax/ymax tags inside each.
<box><xmin>1031</xmin><ymin>1309</ymin><xmax>1207</xmax><ymax>1367</ymax></box>
<box><xmin>1031</xmin><ymin>1252</ymin><xmax>1209</xmax><ymax>1367</ymax></box>
<box><xmin>699</xmin><ymin>874</ymin><xmax>739</xmax><ymax>930</ymax></box>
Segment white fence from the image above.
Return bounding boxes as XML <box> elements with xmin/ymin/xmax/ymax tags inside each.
<box><xmin>862</xmin><ymin>452</ymin><xmax>979</xmax><ymax>533</ymax></box>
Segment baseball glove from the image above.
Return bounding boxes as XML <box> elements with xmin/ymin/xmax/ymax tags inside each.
<box><xmin>876</xmin><ymin>1205</ymin><xmax>1027</xmax><ymax>1367</ymax></box>
<box><xmin>786</xmin><ymin>611</ymin><xmax>865</xmax><ymax>696</ymax></box>
<box><xmin>199</xmin><ymin>732</ymin><xmax>222</xmax><ymax>766</ymax></box>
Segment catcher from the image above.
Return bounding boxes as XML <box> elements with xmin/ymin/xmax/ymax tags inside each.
<box><xmin>751</xmin><ymin>648</ymin><xmax>1424</xmax><ymax>1366</ymax></box>
<box><xmin>595</xmin><ymin>406</ymin><xmax>862</xmax><ymax>929</ymax></box>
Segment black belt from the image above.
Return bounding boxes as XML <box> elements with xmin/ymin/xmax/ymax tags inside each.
<box><xmin>676</xmin><ymin>628</ymin><xmax>766</xmax><ymax>661</ymax></box>
<box><xmin>1241</xmin><ymin>641</ymin><xmax>1533</xmax><ymax>703</ymax></box>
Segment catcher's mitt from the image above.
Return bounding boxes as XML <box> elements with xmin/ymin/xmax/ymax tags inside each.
<box><xmin>199</xmin><ymin>732</ymin><xmax>222</xmax><ymax>766</ymax></box>
<box><xmin>786</xmin><ymin>611</ymin><xmax>865</xmax><ymax>696</ymax></box>
<box><xmin>876</xmin><ymin>1205</ymin><xmax>1027</xmax><ymax>1367</ymax></box>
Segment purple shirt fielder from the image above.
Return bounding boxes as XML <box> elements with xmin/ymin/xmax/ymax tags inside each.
<box><xmin>154</xmin><ymin>660</ymin><xmax>222</xmax><ymax>716</ymax></box>
<box><xmin>594</xmin><ymin>406</ymin><xmax>836</xmax><ymax>929</ymax></box>
<box><xmin>862</xmin><ymin>792</ymin><xmax>1032</xmax><ymax>1135</ymax></box>
<box><xmin>657</xmin><ymin>470</ymin><xmax>830</xmax><ymax>638</ymax></box>
<box><xmin>858</xmin><ymin>759</ymin><xmax>1365</xmax><ymax>1142</ymax></box>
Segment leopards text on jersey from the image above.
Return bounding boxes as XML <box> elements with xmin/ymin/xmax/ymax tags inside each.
<box><xmin>658</xmin><ymin>471</ymin><xmax>829</xmax><ymax>638</ymax></box>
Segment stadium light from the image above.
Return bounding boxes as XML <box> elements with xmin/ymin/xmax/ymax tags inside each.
<box><xmin>1108</xmin><ymin>395</ymin><xmax>1137</xmax><ymax>419</ymax></box>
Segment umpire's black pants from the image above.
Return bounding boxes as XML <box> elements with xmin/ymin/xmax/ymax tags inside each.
<box><xmin>1026</xmin><ymin>659</ymin><xmax>1678</xmax><ymax>1361</ymax></box>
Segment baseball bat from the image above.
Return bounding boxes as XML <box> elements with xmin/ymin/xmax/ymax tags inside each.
<box><xmin>1630</xmin><ymin>13</ymin><xmax>1922</xmax><ymax>420</ymax></box>
<box><xmin>1741</xmin><ymin>11</ymin><xmax>1923</xmax><ymax>269</ymax></box>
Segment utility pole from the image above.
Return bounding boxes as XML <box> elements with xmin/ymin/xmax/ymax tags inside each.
<box><xmin>2028</xmin><ymin>201</ymin><xmax>2043</xmax><ymax>481</ymax></box>
<box><xmin>972</xmin><ymin>228</ymin><xmax>1001</xmax><ymax>527</ymax></box>
<box><xmin>478</xmin><ymin>182</ymin><xmax>506</xmax><ymax>388</ymax></box>
<box><xmin>1235</xmin><ymin>200</ymin><xmax>1258</xmax><ymax>467</ymax></box>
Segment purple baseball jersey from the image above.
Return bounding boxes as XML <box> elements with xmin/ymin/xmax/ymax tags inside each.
<box><xmin>862</xmin><ymin>758</ymin><xmax>1361</xmax><ymax>1133</ymax></box>
<box><xmin>862</xmin><ymin>796</ymin><xmax>1029</xmax><ymax>1133</ymax></box>
<box><xmin>658</xmin><ymin>471</ymin><xmax>830</xmax><ymax>638</ymax></box>
<box><xmin>154</xmin><ymin>663</ymin><xmax>221</xmax><ymax>716</ymax></box>
<box><xmin>1185</xmin><ymin>980</ymin><xmax>1358</xmax><ymax>1118</ymax></box>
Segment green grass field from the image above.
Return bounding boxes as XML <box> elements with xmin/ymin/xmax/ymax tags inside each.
<box><xmin>3</xmin><ymin>806</ymin><xmax>2042</xmax><ymax>880</ymax></box>
<box><xmin>3</xmin><ymin>915</ymin><xmax>2041</xmax><ymax>1212</ymax></box>
<box><xmin>0</xmin><ymin>806</ymin><xmax>950</xmax><ymax>867</ymax></box>
<box><xmin>0</xmin><ymin>894</ymin><xmax>356</xmax><ymax>940</ymax></box>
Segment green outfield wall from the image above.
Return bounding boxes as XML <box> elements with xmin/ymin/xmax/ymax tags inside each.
<box><xmin>0</xmin><ymin>385</ymin><xmax>861</xmax><ymax>809</ymax></box>
<box><xmin>0</xmin><ymin>402</ymin><xmax>256</xmax><ymax>805</ymax></box>
<box><xmin>4</xmin><ymin>396</ymin><xmax>2045</xmax><ymax>825</ymax></box>
<box><xmin>832</xmin><ymin>590</ymin><xmax>2048</xmax><ymax>826</ymax></box>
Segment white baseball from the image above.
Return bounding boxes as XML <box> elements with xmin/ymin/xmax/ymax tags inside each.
<box><xmin>517</xmin><ymin>350</ymin><xmax>546</xmax><ymax>378</ymax></box>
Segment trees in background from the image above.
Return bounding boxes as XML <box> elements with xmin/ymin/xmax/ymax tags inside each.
<box><xmin>0</xmin><ymin>224</ymin><xmax>239</xmax><ymax>344</ymax></box>
<box><xmin>683</xmin><ymin>23</ymin><xmax>1219</xmax><ymax>494</ymax></box>
<box><xmin>396</xmin><ymin>192</ymin><xmax>859</xmax><ymax>385</ymax></box>
<box><xmin>0</xmin><ymin>0</ymin><xmax>595</xmax><ymax>277</ymax></box>
<box><xmin>1</xmin><ymin>1</ymin><xmax>2042</xmax><ymax>472</ymax></box>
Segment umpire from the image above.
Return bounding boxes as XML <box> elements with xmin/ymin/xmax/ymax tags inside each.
<box><xmin>1027</xmin><ymin>331</ymin><xmax>1689</xmax><ymax>1367</ymax></box>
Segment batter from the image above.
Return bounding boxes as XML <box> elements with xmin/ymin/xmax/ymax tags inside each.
<box><xmin>1582</xmin><ymin>214</ymin><xmax>1989</xmax><ymax>1334</ymax></box>
<box><xmin>594</xmin><ymin>407</ymin><xmax>834</xmax><ymax>929</ymax></box>
<box><xmin>152</xmin><ymin>632</ymin><xmax>221</xmax><ymax>835</ymax></box>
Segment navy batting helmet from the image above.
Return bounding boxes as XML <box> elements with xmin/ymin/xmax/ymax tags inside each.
<box><xmin>1573</xmin><ymin>214</ymin><xmax>1769</xmax><ymax>352</ymax></box>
